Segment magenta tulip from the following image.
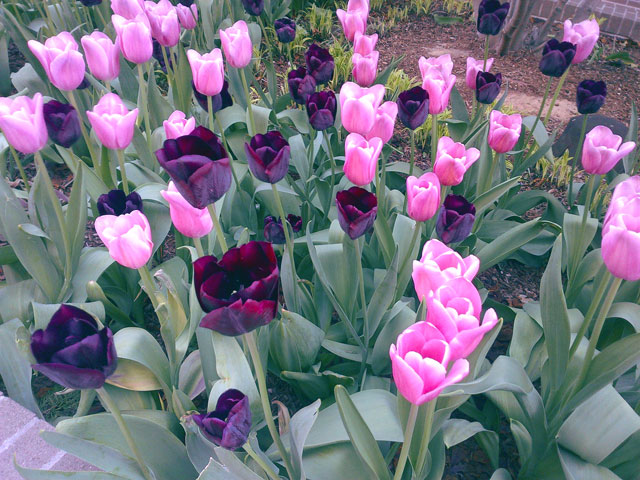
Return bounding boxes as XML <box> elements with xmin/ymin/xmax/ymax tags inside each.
<box><xmin>353</xmin><ymin>32</ymin><xmax>378</xmax><ymax>55</ymax></box>
<box><xmin>95</xmin><ymin>210</ymin><xmax>154</xmax><ymax>269</ymax></box>
<box><xmin>110</xmin><ymin>0</ymin><xmax>145</xmax><ymax>19</ymax></box>
<box><xmin>161</xmin><ymin>181</ymin><xmax>213</xmax><ymax>238</ymax></box>
<box><xmin>433</xmin><ymin>136</ymin><xmax>480</xmax><ymax>186</ymax></box>
<box><xmin>339</xmin><ymin>82</ymin><xmax>386</xmax><ymax>135</ymax></box>
<box><xmin>81</xmin><ymin>32</ymin><xmax>120</xmax><ymax>82</ymax></box>
<box><xmin>163</xmin><ymin>110</ymin><xmax>195</xmax><ymax>140</ymax></box>
<box><xmin>352</xmin><ymin>50</ymin><xmax>379</xmax><ymax>87</ymax></box>
<box><xmin>336</xmin><ymin>6</ymin><xmax>367</xmax><ymax>42</ymax></box>
<box><xmin>406</xmin><ymin>172</ymin><xmax>441</xmax><ymax>222</ymax></box>
<box><xmin>343</xmin><ymin>133</ymin><xmax>383</xmax><ymax>186</ymax></box>
<box><xmin>144</xmin><ymin>0</ymin><xmax>180</xmax><ymax>47</ymax></box>
<box><xmin>604</xmin><ymin>176</ymin><xmax>640</xmax><ymax>228</ymax></box>
<box><xmin>0</xmin><ymin>94</ymin><xmax>48</xmax><ymax>154</ymax></box>
<box><xmin>581</xmin><ymin>125</ymin><xmax>635</xmax><ymax>175</ymax></box>
<box><xmin>419</xmin><ymin>54</ymin><xmax>454</xmax><ymax>77</ymax></box>
<box><xmin>187</xmin><ymin>48</ymin><xmax>225</xmax><ymax>96</ymax></box>
<box><xmin>112</xmin><ymin>14</ymin><xmax>153</xmax><ymax>64</ymax></box>
<box><xmin>28</xmin><ymin>32</ymin><xmax>85</xmax><ymax>91</ymax></box>
<box><xmin>366</xmin><ymin>101</ymin><xmax>397</xmax><ymax>144</ymax></box>
<box><xmin>87</xmin><ymin>93</ymin><xmax>138</xmax><ymax>150</ymax></box>
<box><xmin>465</xmin><ymin>56</ymin><xmax>494</xmax><ymax>90</ymax></box>
<box><xmin>488</xmin><ymin>110</ymin><xmax>521</xmax><ymax>154</ymax></box>
<box><xmin>176</xmin><ymin>3</ymin><xmax>198</xmax><ymax>29</ymax></box>
<box><xmin>421</xmin><ymin>70</ymin><xmax>456</xmax><ymax>115</ymax></box>
<box><xmin>219</xmin><ymin>20</ymin><xmax>252</xmax><ymax>69</ymax></box>
<box><xmin>563</xmin><ymin>19</ymin><xmax>599</xmax><ymax>64</ymax></box>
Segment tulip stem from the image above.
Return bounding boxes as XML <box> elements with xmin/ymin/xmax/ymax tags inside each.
<box><xmin>431</xmin><ymin>114</ymin><xmax>438</xmax><ymax>166</ymax></box>
<box><xmin>567</xmin><ymin>114</ymin><xmax>589</xmax><ymax>206</ymax></box>
<box><xmin>484</xmin><ymin>151</ymin><xmax>500</xmax><ymax>193</ymax></box>
<box><xmin>522</xmin><ymin>76</ymin><xmax>553</xmax><ymax>157</ymax></box>
<box><xmin>245</xmin><ymin>331</ymin><xmax>295</xmax><ymax>479</ymax></box>
<box><xmin>414</xmin><ymin>399</ymin><xmax>437</xmax><ymax>475</ymax></box>
<box><xmin>160</xmin><ymin>46</ymin><xmax>175</xmax><ymax>91</ymax></box>
<box><xmin>67</xmin><ymin>89</ymin><xmax>98</xmax><ymax>168</ymax></box>
<box><xmin>137</xmin><ymin>63</ymin><xmax>153</xmax><ymax>154</ymax></box>
<box><xmin>271</xmin><ymin>183</ymin><xmax>298</xmax><ymax>310</ymax></box>
<box><xmin>74</xmin><ymin>389</ymin><xmax>96</xmax><ymax>417</ymax></box>
<box><xmin>211</xmin><ymin>107</ymin><xmax>240</xmax><ymax>191</ymax></box>
<box><xmin>544</xmin><ymin>66</ymin><xmax>570</xmax><ymax>126</ymax></box>
<box><xmin>404</xmin><ymin>129</ymin><xmax>416</xmax><ymax>214</ymax></box>
<box><xmin>225</xmin><ymin>0</ymin><xmax>234</xmax><ymax>21</ymax></box>
<box><xmin>138</xmin><ymin>266</ymin><xmax>160</xmax><ymax>311</ymax></box>
<box><xmin>398</xmin><ymin>222</ymin><xmax>423</xmax><ymax>285</ymax></box>
<box><xmin>207</xmin><ymin>203</ymin><xmax>228</xmax><ymax>253</ymax></box>
<box><xmin>325</xmin><ymin>133</ymin><xmax>337</xmax><ymax>216</ymax></box>
<box><xmin>567</xmin><ymin>173</ymin><xmax>599</xmax><ymax>288</ymax></box>
<box><xmin>9</xmin><ymin>146</ymin><xmax>30</xmax><ymax>192</ymax></box>
<box><xmin>240</xmin><ymin>68</ymin><xmax>256</xmax><ymax>137</ymax></box>
<box><xmin>483</xmin><ymin>35</ymin><xmax>489</xmax><ymax>72</ymax></box>
<box><xmin>243</xmin><ymin>442</ymin><xmax>280</xmax><ymax>480</ymax></box>
<box><xmin>96</xmin><ymin>387</ymin><xmax>155</xmax><ymax>480</ymax></box>
<box><xmin>116</xmin><ymin>149</ymin><xmax>130</xmax><ymax>195</ymax></box>
<box><xmin>193</xmin><ymin>236</ymin><xmax>205</xmax><ymax>258</ymax></box>
<box><xmin>394</xmin><ymin>402</ymin><xmax>420</xmax><ymax>480</ymax></box>
<box><xmin>353</xmin><ymin>237</ymin><xmax>369</xmax><ymax>387</ymax></box>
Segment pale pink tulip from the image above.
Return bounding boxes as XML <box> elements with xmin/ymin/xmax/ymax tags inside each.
<box><xmin>433</xmin><ymin>136</ymin><xmax>480</xmax><ymax>186</ymax></box>
<box><xmin>0</xmin><ymin>93</ymin><xmax>48</xmax><ymax>154</ymax></box>
<box><xmin>219</xmin><ymin>20</ymin><xmax>252</xmax><ymax>69</ymax></box>
<box><xmin>161</xmin><ymin>181</ymin><xmax>213</xmax><ymax>238</ymax></box>
<box><xmin>465</xmin><ymin>56</ymin><xmax>494</xmax><ymax>90</ymax></box>
<box><xmin>339</xmin><ymin>82</ymin><xmax>386</xmax><ymax>135</ymax></box>
<box><xmin>406</xmin><ymin>172</ymin><xmax>441</xmax><ymax>222</ymax></box>
<box><xmin>581</xmin><ymin>125</ymin><xmax>635</xmax><ymax>175</ymax></box>
<box><xmin>145</xmin><ymin>0</ymin><xmax>181</xmax><ymax>47</ymax></box>
<box><xmin>353</xmin><ymin>32</ymin><xmax>378</xmax><ymax>56</ymax></box>
<box><xmin>352</xmin><ymin>51</ymin><xmax>379</xmax><ymax>87</ymax></box>
<box><xmin>602</xmin><ymin>212</ymin><xmax>640</xmax><ymax>281</ymax></box>
<box><xmin>419</xmin><ymin>54</ymin><xmax>454</xmax><ymax>78</ymax></box>
<box><xmin>176</xmin><ymin>3</ymin><xmax>198</xmax><ymax>29</ymax></box>
<box><xmin>366</xmin><ymin>101</ymin><xmax>397</xmax><ymax>144</ymax></box>
<box><xmin>343</xmin><ymin>133</ymin><xmax>383</xmax><ymax>186</ymax></box>
<box><xmin>112</xmin><ymin>14</ymin><xmax>153</xmax><ymax>64</ymax></box>
<box><xmin>81</xmin><ymin>32</ymin><xmax>120</xmax><ymax>82</ymax></box>
<box><xmin>95</xmin><ymin>210</ymin><xmax>153</xmax><ymax>269</ymax></box>
<box><xmin>28</xmin><ymin>32</ymin><xmax>85</xmax><ymax>91</ymax></box>
<box><xmin>488</xmin><ymin>110</ymin><xmax>522</xmax><ymax>154</ymax></box>
<box><xmin>187</xmin><ymin>48</ymin><xmax>225</xmax><ymax>96</ymax></box>
<box><xmin>163</xmin><ymin>110</ymin><xmax>195</xmax><ymax>139</ymax></box>
<box><xmin>87</xmin><ymin>93</ymin><xmax>138</xmax><ymax>150</ymax></box>
<box><xmin>111</xmin><ymin>0</ymin><xmax>145</xmax><ymax>19</ymax></box>
<box><xmin>604</xmin><ymin>176</ymin><xmax>640</xmax><ymax>228</ymax></box>
<box><xmin>563</xmin><ymin>19</ymin><xmax>599</xmax><ymax>64</ymax></box>
<box><xmin>422</xmin><ymin>69</ymin><xmax>456</xmax><ymax>115</ymax></box>
<box><xmin>336</xmin><ymin>8</ymin><xmax>367</xmax><ymax>42</ymax></box>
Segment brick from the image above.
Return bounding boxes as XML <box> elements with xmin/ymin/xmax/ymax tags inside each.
<box><xmin>0</xmin><ymin>395</ymin><xmax>37</xmax><ymax>441</ymax></box>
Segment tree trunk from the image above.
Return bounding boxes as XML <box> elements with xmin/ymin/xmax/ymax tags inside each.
<box><xmin>497</xmin><ymin>0</ymin><xmax>536</xmax><ymax>55</ymax></box>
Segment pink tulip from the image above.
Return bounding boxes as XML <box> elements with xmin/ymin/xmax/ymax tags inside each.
<box><xmin>81</xmin><ymin>32</ymin><xmax>120</xmax><ymax>82</ymax></box>
<box><xmin>343</xmin><ymin>133</ymin><xmax>383</xmax><ymax>186</ymax></box>
<box><xmin>111</xmin><ymin>0</ymin><xmax>145</xmax><ymax>19</ymax></box>
<box><xmin>176</xmin><ymin>3</ymin><xmax>198</xmax><ymax>29</ymax></box>
<box><xmin>602</xmin><ymin>212</ymin><xmax>640</xmax><ymax>281</ymax></box>
<box><xmin>219</xmin><ymin>20</ymin><xmax>252</xmax><ymax>69</ymax></box>
<box><xmin>465</xmin><ymin>56</ymin><xmax>494</xmax><ymax>90</ymax></box>
<box><xmin>422</xmin><ymin>69</ymin><xmax>456</xmax><ymax>115</ymax></box>
<box><xmin>390</xmin><ymin>321</ymin><xmax>469</xmax><ymax>405</ymax></box>
<box><xmin>433</xmin><ymin>136</ymin><xmax>480</xmax><ymax>186</ymax></box>
<box><xmin>161</xmin><ymin>181</ymin><xmax>213</xmax><ymax>238</ymax></box>
<box><xmin>352</xmin><ymin>51</ymin><xmax>379</xmax><ymax>87</ymax></box>
<box><xmin>412</xmin><ymin>239</ymin><xmax>480</xmax><ymax>301</ymax></box>
<box><xmin>488</xmin><ymin>110</ymin><xmax>522</xmax><ymax>154</ymax></box>
<box><xmin>336</xmin><ymin>8</ymin><xmax>367</xmax><ymax>42</ymax></box>
<box><xmin>0</xmin><ymin>93</ymin><xmax>48</xmax><ymax>154</ymax></box>
<box><xmin>28</xmin><ymin>32</ymin><xmax>85</xmax><ymax>91</ymax></box>
<box><xmin>87</xmin><ymin>93</ymin><xmax>138</xmax><ymax>150</ymax></box>
<box><xmin>581</xmin><ymin>125</ymin><xmax>635</xmax><ymax>175</ymax></box>
<box><xmin>407</xmin><ymin>172</ymin><xmax>441</xmax><ymax>222</ymax></box>
<box><xmin>163</xmin><ymin>110</ymin><xmax>195</xmax><ymax>139</ymax></box>
<box><xmin>339</xmin><ymin>82</ymin><xmax>386</xmax><ymax>135</ymax></box>
<box><xmin>563</xmin><ymin>19</ymin><xmax>599</xmax><ymax>64</ymax></box>
<box><xmin>112</xmin><ymin>14</ymin><xmax>153</xmax><ymax>64</ymax></box>
<box><xmin>95</xmin><ymin>210</ymin><xmax>153</xmax><ymax>269</ymax></box>
<box><xmin>604</xmin><ymin>176</ymin><xmax>640</xmax><ymax>228</ymax></box>
<box><xmin>353</xmin><ymin>32</ymin><xmax>378</xmax><ymax>56</ymax></box>
<box><xmin>366</xmin><ymin>101</ymin><xmax>397</xmax><ymax>144</ymax></box>
<box><xmin>145</xmin><ymin>0</ymin><xmax>181</xmax><ymax>47</ymax></box>
<box><xmin>187</xmin><ymin>48</ymin><xmax>225</xmax><ymax>96</ymax></box>
<box><xmin>419</xmin><ymin>54</ymin><xmax>454</xmax><ymax>78</ymax></box>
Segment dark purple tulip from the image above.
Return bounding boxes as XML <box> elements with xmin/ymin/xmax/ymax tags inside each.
<box><xmin>577</xmin><ymin>80</ymin><xmax>606</xmax><ymax>115</ymax></box>
<box><xmin>241</xmin><ymin>0</ymin><xmax>263</xmax><ymax>16</ymax></box>
<box><xmin>30</xmin><ymin>305</ymin><xmax>117</xmax><ymax>390</ymax></box>
<box><xmin>397</xmin><ymin>86</ymin><xmax>429</xmax><ymax>130</ymax></box>
<box><xmin>192</xmin><ymin>389</ymin><xmax>251</xmax><ymax>450</ymax></box>
<box><xmin>477</xmin><ymin>0</ymin><xmax>510</xmax><ymax>36</ymax></box>
<box><xmin>178</xmin><ymin>0</ymin><xmax>194</xmax><ymax>5</ymax></box>
<box><xmin>475</xmin><ymin>71</ymin><xmax>502</xmax><ymax>104</ymax></box>
<box><xmin>193</xmin><ymin>80</ymin><xmax>233</xmax><ymax>114</ymax></box>
<box><xmin>153</xmin><ymin>40</ymin><xmax>172</xmax><ymax>74</ymax></box>
<box><xmin>77</xmin><ymin>78</ymin><xmax>90</xmax><ymax>90</ymax></box>
<box><xmin>539</xmin><ymin>39</ymin><xmax>576</xmax><ymax>77</ymax></box>
<box><xmin>79</xmin><ymin>0</ymin><xmax>102</xmax><ymax>6</ymax></box>
<box><xmin>97</xmin><ymin>189</ymin><xmax>143</xmax><ymax>217</ymax></box>
<box><xmin>245</xmin><ymin>131</ymin><xmax>290</xmax><ymax>183</ymax></box>
<box><xmin>275</xmin><ymin>17</ymin><xmax>296</xmax><ymax>43</ymax></box>
<box><xmin>195</xmin><ymin>241</ymin><xmax>279</xmax><ymax>336</ymax></box>
<box><xmin>336</xmin><ymin>187</ymin><xmax>377</xmax><ymax>240</ymax></box>
<box><xmin>436</xmin><ymin>194</ymin><xmax>476</xmax><ymax>244</ymax></box>
<box><xmin>42</xmin><ymin>100</ymin><xmax>81</xmax><ymax>148</ymax></box>
<box><xmin>287</xmin><ymin>214</ymin><xmax>302</xmax><ymax>232</ymax></box>
<box><xmin>263</xmin><ymin>214</ymin><xmax>302</xmax><ymax>243</ymax></box>
<box><xmin>305</xmin><ymin>44</ymin><xmax>334</xmax><ymax>85</ymax></box>
<box><xmin>156</xmin><ymin>126</ymin><xmax>231</xmax><ymax>209</ymax></box>
<box><xmin>306</xmin><ymin>90</ymin><xmax>337</xmax><ymax>131</ymax></box>
<box><xmin>288</xmin><ymin>67</ymin><xmax>316</xmax><ymax>105</ymax></box>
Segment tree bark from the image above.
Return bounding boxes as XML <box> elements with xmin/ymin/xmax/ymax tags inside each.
<box><xmin>497</xmin><ymin>0</ymin><xmax>536</xmax><ymax>55</ymax></box>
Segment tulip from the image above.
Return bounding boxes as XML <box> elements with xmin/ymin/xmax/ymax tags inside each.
<box><xmin>163</xmin><ymin>110</ymin><xmax>196</xmax><ymax>140</ymax></box>
<box><xmin>563</xmin><ymin>19</ymin><xmax>599</xmax><ymax>64</ymax></box>
<box><xmin>336</xmin><ymin>7</ymin><xmax>367</xmax><ymax>42</ymax></box>
<box><xmin>406</xmin><ymin>172</ymin><xmax>441</xmax><ymax>222</ymax></box>
<box><xmin>245</xmin><ymin>131</ymin><xmax>291</xmax><ymax>183</ymax></box>
<box><xmin>539</xmin><ymin>39</ymin><xmax>576</xmax><ymax>78</ymax></box>
<box><xmin>97</xmin><ymin>189</ymin><xmax>144</xmax><ymax>216</ymax></box>
<box><xmin>339</xmin><ymin>82</ymin><xmax>386</xmax><ymax>135</ymax></box>
<box><xmin>0</xmin><ymin>93</ymin><xmax>48</xmax><ymax>154</ymax></box>
<box><xmin>576</xmin><ymin>80</ymin><xmax>606</xmax><ymax>115</ymax></box>
<box><xmin>305</xmin><ymin>44</ymin><xmax>335</xmax><ymax>85</ymax></box>
<box><xmin>219</xmin><ymin>20</ymin><xmax>252</xmax><ymax>69</ymax></box>
<box><xmin>42</xmin><ymin>100</ymin><xmax>81</xmax><ymax>148</ymax></box>
<box><xmin>144</xmin><ymin>0</ymin><xmax>180</xmax><ymax>47</ymax></box>
<box><xmin>161</xmin><ymin>181</ymin><xmax>213</xmax><ymax>238</ymax></box>
<box><xmin>336</xmin><ymin>186</ymin><xmax>377</xmax><ymax>240</ymax></box>
<box><xmin>604</xmin><ymin>176</ymin><xmax>640</xmax><ymax>227</ymax></box>
<box><xmin>353</xmin><ymin>32</ymin><xmax>378</xmax><ymax>56</ymax></box>
<box><xmin>195</xmin><ymin>241</ymin><xmax>279</xmax><ymax>336</ymax></box>
<box><xmin>601</xmin><ymin>212</ymin><xmax>640</xmax><ymax>281</ymax></box>
<box><xmin>30</xmin><ymin>305</ymin><xmax>117</xmax><ymax>390</ymax></box>
<box><xmin>192</xmin><ymin>389</ymin><xmax>251</xmax><ymax>450</ymax></box>
<box><xmin>466</xmin><ymin>56</ymin><xmax>494</xmax><ymax>90</ymax></box>
<box><xmin>412</xmin><ymin>239</ymin><xmax>480</xmax><ymax>300</ymax></box>
<box><xmin>87</xmin><ymin>93</ymin><xmax>138</xmax><ymax>150</ymax></box>
<box><xmin>28</xmin><ymin>32</ymin><xmax>86</xmax><ymax>91</ymax></box>
<box><xmin>95</xmin><ymin>210</ymin><xmax>154</xmax><ymax>269</ymax></box>
<box><xmin>352</xmin><ymin>50</ymin><xmax>379</xmax><ymax>87</ymax></box>
<box><xmin>274</xmin><ymin>17</ymin><xmax>296</xmax><ymax>43</ymax></box>
<box><xmin>476</xmin><ymin>0</ymin><xmax>510</xmax><ymax>35</ymax></box>
<box><xmin>581</xmin><ymin>125</ymin><xmax>636</xmax><ymax>175</ymax></box>
<box><xmin>241</xmin><ymin>0</ymin><xmax>263</xmax><ymax>16</ymax></box>
<box><xmin>343</xmin><ymin>133</ymin><xmax>383</xmax><ymax>186</ymax></box>
<box><xmin>152</xmin><ymin>39</ymin><xmax>172</xmax><ymax>73</ymax></box>
<box><xmin>433</xmin><ymin>136</ymin><xmax>480</xmax><ymax>186</ymax></box>
<box><xmin>81</xmin><ymin>0</ymin><xmax>102</xmax><ymax>5</ymax></box>
<box><xmin>306</xmin><ymin>90</ymin><xmax>337</xmax><ymax>131</ymax></box>
<box><xmin>396</xmin><ymin>86</ymin><xmax>429</xmax><ymax>130</ymax></box>
<box><xmin>389</xmin><ymin>321</ymin><xmax>469</xmax><ymax>405</ymax></box>
<box><xmin>436</xmin><ymin>194</ymin><xmax>476</xmax><ymax>244</ymax></box>
<box><xmin>112</xmin><ymin>14</ymin><xmax>153</xmax><ymax>64</ymax></box>
<box><xmin>156</xmin><ymin>126</ymin><xmax>231</xmax><ymax>209</ymax></box>
<box><xmin>419</xmin><ymin>54</ymin><xmax>454</xmax><ymax>78</ymax></box>
<box><xmin>193</xmin><ymin>80</ymin><xmax>233</xmax><ymax>113</ymax></box>
<box><xmin>187</xmin><ymin>48</ymin><xmax>225</xmax><ymax>96</ymax></box>
<box><xmin>421</xmin><ymin>68</ymin><xmax>456</xmax><ymax>115</ymax></box>
<box><xmin>366</xmin><ymin>101</ymin><xmax>397</xmax><ymax>144</ymax></box>
<box><xmin>476</xmin><ymin>71</ymin><xmax>502</xmax><ymax>104</ymax></box>
<box><xmin>264</xmin><ymin>214</ymin><xmax>302</xmax><ymax>244</ymax></box>
<box><xmin>288</xmin><ymin>67</ymin><xmax>317</xmax><ymax>105</ymax></box>
<box><xmin>81</xmin><ymin>32</ymin><xmax>120</xmax><ymax>82</ymax></box>
<box><xmin>488</xmin><ymin>110</ymin><xmax>522</xmax><ymax>154</ymax></box>
<box><xmin>176</xmin><ymin>3</ymin><xmax>198</xmax><ymax>30</ymax></box>
<box><xmin>110</xmin><ymin>0</ymin><xmax>145</xmax><ymax>19</ymax></box>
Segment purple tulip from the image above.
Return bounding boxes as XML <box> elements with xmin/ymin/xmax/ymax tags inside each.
<box><xmin>539</xmin><ymin>39</ymin><xmax>576</xmax><ymax>77</ymax></box>
<box><xmin>97</xmin><ymin>189</ymin><xmax>144</xmax><ymax>216</ymax></box>
<box><xmin>193</xmin><ymin>80</ymin><xmax>233</xmax><ymax>113</ymax></box>
<box><xmin>42</xmin><ymin>100</ymin><xmax>81</xmax><ymax>148</ymax></box>
<box><xmin>477</xmin><ymin>0</ymin><xmax>510</xmax><ymax>36</ymax></box>
<box><xmin>263</xmin><ymin>214</ymin><xmax>302</xmax><ymax>244</ymax></box>
<box><xmin>241</xmin><ymin>0</ymin><xmax>263</xmax><ymax>16</ymax></box>
<box><xmin>336</xmin><ymin>187</ymin><xmax>377</xmax><ymax>240</ymax></box>
<box><xmin>80</xmin><ymin>0</ymin><xmax>102</xmax><ymax>6</ymax></box>
<box><xmin>275</xmin><ymin>17</ymin><xmax>296</xmax><ymax>43</ymax></box>
<box><xmin>577</xmin><ymin>80</ymin><xmax>606</xmax><ymax>115</ymax></box>
<box><xmin>287</xmin><ymin>214</ymin><xmax>303</xmax><ymax>232</ymax></box>
<box><xmin>156</xmin><ymin>126</ymin><xmax>231</xmax><ymax>209</ymax></box>
<box><xmin>30</xmin><ymin>305</ymin><xmax>117</xmax><ymax>390</ymax></box>
<box><xmin>436</xmin><ymin>194</ymin><xmax>476</xmax><ymax>244</ymax></box>
<box><xmin>397</xmin><ymin>86</ymin><xmax>429</xmax><ymax>130</ymax></box>
<box><xmin>245</xmin><ymin>131</ymin><xmax>290</xmax><ymax>184</ymax></box>
<box><xmin>475</xmin><ymin>71</ymin><xmax>502</xmax><ymax>104</ymax></box>
<box><xmin>288</xmin><ymin>66</ymin><xmax>317</xmax><ymax>105</ymax></box>
<box><xmin>306</xmin><ymin>91</ymin><xmax>337</xmax><ymax>131</ymax></box>
<box><xmin>192</xmin><ymin>389</ymin><xmax>251</xmax><ymax>450</ymax></box>
<box><xmin>305</xmin><ymin>44</ymin><xmax>335</xmax><ymax>85</ymax></box>
<box><xmin>195</xmin><ymin>241</ymin><xmax>279</xmax><ymax>336</ymax></box>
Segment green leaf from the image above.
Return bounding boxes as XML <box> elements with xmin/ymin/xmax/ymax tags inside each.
<box><xmin>214</xmin><ymin>447</ymin><xmax>264</xmax><ymax>480</ymax></box>
<box><xmin>289</xmin><ymin>399</ymin><xmax>321</xmax><ymax>480</ymax></box>
<box><xmin>623</xmin><ymin>103</ymin><xmax>638</xmax><ymax>173</ymax></box>
<box><xmin>433</xmin><ymin>14</ymin><xmax>464</xmax><ymax>24</ymax></box>
<box><xmin>563</xmin><ymin>213</ymin><xmax>597</xmax><ymax>276</ymax></box>
<box><xmin>558</xmin><ymin>448</ymin><xmax>621</xmax><ymax>480</ymax></box>
<box><xmin>65</xmin><ymin>166</ymin><xmax>87</xmax><ymax>273</ymax></box>
<box><xmin>14</xmin><ymin>464</ymin><xmax>127</xmax><ymax>480</ymax></box>
<box><xmin>270</xmin><ymin>311</ymin><xmax>324</xmax><ymax>372</ymax></box>
<box><xmin>302</xmin><ymin>443</ymin><xmax>374</xmax><ymax>480</ymax></box>
<box><xmin>70</xmin><ymin>248</ymin><xmax>114</xmax><ymax>303</ymax></box>
<box><xmin>442</xmin><ymin>355</ymin><xmax>534</xmax><ymax>396</ymax></box>
<box><xmin>473</xmin><ymin>177</ymin><xmax>521</xmax><ymax>216</ymax></box>
<box><xmin>371</xmin><ymin>302</ymin><xmax>415</xmax><ymax>375</ymax></box>
<box><xmin>490</xmin><ymin>469</ymin><xmax>512</xmax><ymax>480</ymax></box>
<box><xmin>18</xmin><ymin>223</ymin><xmax>50</xmax><ymax>240</ymax></box>
<box><xmin>441</xmin><ymin>419</ymin><xmax>499</xmax><ymax>467</ymax></box>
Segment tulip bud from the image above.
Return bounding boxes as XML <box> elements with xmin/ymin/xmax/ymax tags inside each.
<box><xmin>28</xmin><ymin>32</ymin><xmax>86</xmax><ymax>91</ymax></box>
<box><xmin>344</xmin><ymin>133</ymin><xmax>383</xmax><ymax>186</ymax></box>
<box><xmin>563</xmin><ymin>19</ymin><xmax>599</xmax><ymax>64</ymax></box>
<box><xmin>187</xmin><ymin>48</ymin><xmax>225</xmax><ymax>96</ymax></box>
<box><xmin>476</xmin><ymin>0</ymin><xmax>510</xmax><ymax>35</ymax></box>
<box><xmin>274</xmin><ymin>17</ymin><xmax>296</xmax><ymax>43</ymax></box>
<box><xmin>81</xmin><ymin>32</ymin><xmax>120</xmax><ymax>82</ymax></box>
<box><xmin>488</xmin><ymin>110</ymin><xmax>522</xmax><ymax>154</ymax></box>
<box><xmin>581</xmin><ymin>125</ymin><xmax>636</xmax><ymax>175</ymax></box>
<box><xmin>576</xmin><ymin>80</ymin><xmax>606</xmax><ymax>115</ymax></box>
<box><xmin>112</xmin><ymin>14</ymin><xmax>153</xmax><ymax>64</ymax></box>
<box><xmin>87</xmin><ymin>93</ymin><xmax>138</xmax><ymax>150</ymax></box>
<box><xmin>339</xmin><ymin>82</ymin><xmax>386</xmax><ymax>135</ymax></box>
<box><xmin>407</xmin><ymin>172</ymin><xmax>441</xmax><ymax>222</ymax></box>
<box><xmin>161</xmin><ymin>181</ymin><xmax>213</xmax><ymax>238</ymax></box>
<box><xmin>336</xmin><ymin>186</ymin><xmax>378</xmax><ymax>240</ymax></box>
<box><xmin>366</xmin><ymin>101</ymin><xmax>397</xmax><ymax>144</ymax></box>
<box><xmin>219</xmin><ymin>20</ymin><xmax>252</xmax><ymax>69</ymax></box>
<box><xmin>42</xmin><ymin>100</ymin><xmax>81</xmax><ymax>148</ymax></box>
<box><xmin>397</xmin><ymin>86</ymin><xmax>429</xmax><ymax>130</ymax></box>
<box><xmin>476</xmin><ymin>71</ymin><xmax>502</xmax><ymax>104</ymax></box>
<box><xmin>288</xmin><ymin>67</ymin><xmax>317</xmax><ymax>105</ymax></box>
<box><xmin>466</xmin><ymin>56</ymin><xmax>494</xmax><ymax>90</ymax></box>
<box><xmin>305</xmin><ymin>44</ymin><xmax>334</xmax><ymax>85</ymax></box>
<box><xmin>163</xmin><ymin>110</ymin><xmax>196</xmax><ymax>140</ymax></box>
<box><xmin>539</xmin><ymin>39</ymin><xmax>576</xmax><ymax>78</ymax></box>
<box><xmin>245</xmin><ymin>131</ymin><xmax>291</xmax><ymax>184</ymax></box>
<box><xmin>436</xmin><ymin>194</ymin><xmax>476</xmax><ymax>244</ymax></box>
<box><xmin>95</xmin><ymin>210</ymin><xmax>154</xmax><ymax>269</ymax></box>
<box><xmin>97</xmin><ymin>189</ymin><xmax>144</xmax><ymax>216</ymax></box>
<box><xmin>176</xmin><ymin>3</ymin><xmax>198</xmax><ymax>29</ymax></box>
<box><xmin>352</xmin><ymin>50</ymin><xmax>379</xmax><ymax>87</ymax></box>
<box><xmin>353</xmin><ymin>32</ymin><xmax>378</xmax><ymax>56</ymax></box>
<box><xmin>144</xmin><ymin>0</ymin><xmax>180</xmax><ymax>47</ymax></box>
<box><xmin>433</xmin><ymin>136</ymin><xmax>480</xmax><ymax>186</ymax></box>
<box><xmin>192</xmin><ymin>389</ymin><xmax>252</xmax><ymax>450</ymax></box>
<box><xmin>306</xmin><ymin>90</ymin><xmax>337</xmax><ymax>131</ymax></box>
<box><xmin>0</xmin><ymin>93</ymin><xmax>48</xmax><ymax>154</ymax></box>
<box><xmin>241</xmin><ymin>0</ymin><xmax>264</xmax><ymax>16</ymax></box>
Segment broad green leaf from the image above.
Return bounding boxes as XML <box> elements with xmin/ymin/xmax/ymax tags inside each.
<box><xmin>563</xmin><ymin>213</ymin><xmax>597</xmax><ymax>276</ymax></box>
<box><xmin>14</xmin><ymin>464</ymin><xmax>126</xmax><ymax>480</ymax></box>
<box><xmin>32</xmin><ymin>302</ymin><xmax>105</xmax><ymax>331</ymax></box>
<box><xmin>214</xmin><ymin>447</ymin><xmax>264</xmax><ymax>480</ymax></box>
<box><xmin>65</xmin><ymin>166</ymin><xmax>87</xmax><ymax>273</ymax></box>
<box><xmin>558</xmin><ymin>447</ymin><xmax>622</xmax><ymax>480</ymax></box>
<box><xmin>473</xmin><ymin>177</ymin><xmax>521</xmax><ymax>215</ymax></box>
<box><xmin>270</xmin><ymin>311</ymin><xmax>324</xmax><ymax>372</ymax></box>
<box><xmin>371</xmin><ymin>302</ymin><xmax>415</xmax><ymax>375</ymax></box>
<box><xmin>178</xmin><ymin>350</ymin><xmax>205</xmax><ymax>400</ymax></box>
<box><xmin>302</xmin><ymin>443</ymin><xmax>372</xmax><ymax>480</ymax></box>
<box><xmin>490</xmin><ymin>469</ymin><xmax>512</xmax><ymax>480</ymax></box>
<box><xmin>70</xmin><ymin>248</ymin><xmax>114</xmax><ymax>303</ymax></box>
<box><xmin>289</xmin><ymin>399</ymin><xmax>321</xmax><ymax>480</ymax></box>
<box><xmin>442</xmin><ymin>356</ymin><xmax>533</xmax><ymax>396</ymax></box>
